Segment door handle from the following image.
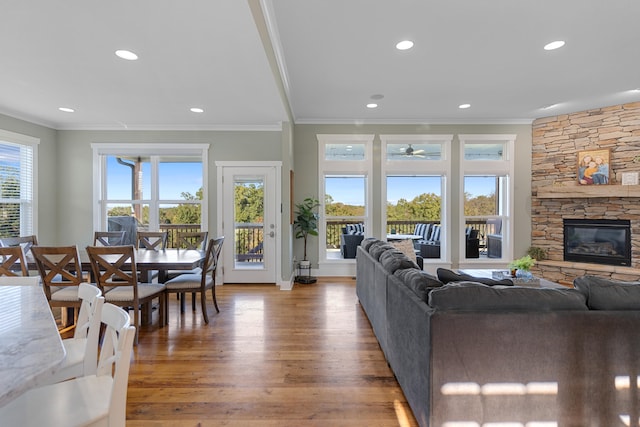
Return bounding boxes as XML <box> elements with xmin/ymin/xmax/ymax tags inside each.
<box><xmin>269</xmin><ymin>231</ymin><xmax>275</xmax><ymax>238</ymax></box>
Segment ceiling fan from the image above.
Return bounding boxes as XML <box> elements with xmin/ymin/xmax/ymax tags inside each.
<box><xmin>403</xmin><ymin>144</ymin><xmax>425</xmax><ymax>157</ymax></box>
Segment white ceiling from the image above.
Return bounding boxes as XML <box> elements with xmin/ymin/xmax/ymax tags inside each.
<box><xmin>2</xmin><ymin>0</ymin><xmax>639</xmax><ymax>130</ymax></box>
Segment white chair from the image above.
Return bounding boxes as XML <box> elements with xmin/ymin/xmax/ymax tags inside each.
<box><xmin>86</xmin><ymin>244</ymin><xmax>166</xmax><ymax>345</ymax></box>
<box><xmin>0</xmin><ymin>303</ymin><xmax>136</xmax><ymax>427</ymax></box>
<box><xmin>37</xmin><ymin>283</ymin><xmax>104</xmax><ymax>385</ymax></box>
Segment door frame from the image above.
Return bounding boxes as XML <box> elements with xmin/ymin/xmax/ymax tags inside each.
<box><xmin>215</xmin><ymin>161</ymin><xmax>282</xmax><ymax>285</ymax></box>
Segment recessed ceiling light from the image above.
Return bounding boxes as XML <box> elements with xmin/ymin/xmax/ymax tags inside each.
<box><xmin>459</xmin><ymin>104</ymin><xmax>471</xmax><ymax>109</ymax></box>
<box><xmin>58</xmin><ymin>107</ymin><xmax>75</xmax><ymax>113</ymax></box>
<box><xmin>367</xmin><ymin>103</ymin><xmax>378</xmax><ymax>109</ymax></box>
<box><xmin>395</xmin><ymin>40</ymin><xmax>414</xmax><ymax>51</ymax></box>
<box><xmin>370</xmin><ymin>94</ymin><xmax>385</xmax><ymax>100</ymax></box>
<box><xmin>544</xmin><ymin>40</ymin><xmax>565</xmax><ymax>51</ymax></box>
<box><xmin>115</xmin><ymin>50</ymin><xmax>138</xmax><ymax>60</ymax></box>
<box><xmin>541</xmin><ymin>104</ymin><xmax>558</xmax><ymax>110</ymax></box>
<box><xmin>190</xmin><ymin>107</ymin><xmax>204</xmax><ymax>113</ymax></box>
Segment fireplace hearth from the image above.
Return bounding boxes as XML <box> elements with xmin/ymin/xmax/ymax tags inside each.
<box><xmin>564</xmin><ymin>219</ymin><xmax>631</xmax><ymax>266</ymax></box>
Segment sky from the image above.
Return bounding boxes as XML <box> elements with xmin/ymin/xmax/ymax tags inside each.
<box><xmin>106</xmin><ymin>157</ymin><xmax>202</xmax><ymax>201</ymax></box>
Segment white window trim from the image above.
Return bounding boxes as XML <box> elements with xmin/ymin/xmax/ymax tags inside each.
<box><xmin>91</xmin><ymin>143</ymin><xmax>209</xmax><ymax>232</ymax></box>
<box><xmin>0</xmin><ymin>129</ymin><xmax>39</xmax><ymax>236</ymax></box>
<box><xmin>458</xmin><ymin>134</ymin><xmax>515</xmax><ymax>263</ymax></box>
<box><xmin>380</xmin><ymin>134</ymin><xmax>452</xmax><ymax>261</ymax></box>
<box><xmin>317</xmin><ymin>134</ymin><xmax>373</xmax><ymax>270</ymax></box>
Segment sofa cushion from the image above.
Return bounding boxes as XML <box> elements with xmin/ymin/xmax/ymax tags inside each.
<box><xmin>574</xmin><ymin>275</ymin><xmax>640</xmax><ymax>310</ymax></box>
<box><xmin>428</xmin><ymin>281</ymin><xmax>588</xmax><ymax>311</ymax></box>
<box><xmin>390</xmin><ymin>239</ymin><xmax>417</xmax><ymax>263</ymax></box>
<box><xmin>369</xmin><ymin>243</ymin><xmax>395</xmax><ymax>260</ymax></box>
<box><xmin>436</xmin><ymin>267</ymin><xmax>514</xmax><ymax>286</ymax></box>
<box><xmin>379</xmin><ymin>249</ymin><xmax>419</xmax><ymax>273</ymax></box>
<box><xmin>360</xmin><ymin>238</ymin><xmax>382</xmax><ymax>252</ymax></box>
<box><xmin>394</xmin><ymin>269</ymin><xmax>444</xmax><ymax>302</ymax></box>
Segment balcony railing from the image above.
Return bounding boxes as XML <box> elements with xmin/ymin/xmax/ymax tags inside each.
<box><xmin>160</xmin><ymin>223</ymin><xmax>264</xmax><ymax>263</ymax></box>
<box><xmin>158</xmin><ymin>224</ymin><xmax>203</xmax><ymax>248</ymax></box>
<box><xmin>326</xmin><ymin>219</ymin><xmax>500</xmax><ymax>253</ymax></box>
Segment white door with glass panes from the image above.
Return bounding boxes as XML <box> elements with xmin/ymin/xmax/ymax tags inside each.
<box><xmin>219</xmin><ymin>164</ymin><xmax>279</xmax><ymax>283</ymax></box>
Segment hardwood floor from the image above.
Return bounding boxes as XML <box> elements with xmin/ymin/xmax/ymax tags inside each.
<box><xmin>126</xmin><ymin>277</ymin><xmax>418</xmax><ymax>426</ymax></box>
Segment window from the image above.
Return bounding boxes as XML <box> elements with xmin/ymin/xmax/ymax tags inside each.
<box><xmin>317</xmin><ymin>135</ymin><xmax>373</xmax><ymax>261</ymax></box>
<box><xmin>381</xmin><ymin>135</ymin><xmax>451</xmax><ymax>261</ymax></box>
<box><xmin>92</xmin><ymin>144</ymin><xmax>209</xmax><ymax>246</ymax></box>
<box><xmin>0</xmin><ymin>130</ymin><xmax>38</xmax><ymax>238</ymax></box>
<box><xmin>459</xmin><ymin>135</ymin><xmax>515</xmax><ymax>261</ymax></box>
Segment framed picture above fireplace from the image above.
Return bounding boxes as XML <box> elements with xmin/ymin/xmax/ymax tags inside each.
<box><xmin>577</xmin><ymin>148</ymin><xmax>610</xmax><ymax>185</ymax></box>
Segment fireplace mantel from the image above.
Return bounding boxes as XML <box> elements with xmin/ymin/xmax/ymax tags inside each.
<box><xmin>535</xmin><ymin>184</ymin><xmax>640</xmax><ymax>199</ymax></box>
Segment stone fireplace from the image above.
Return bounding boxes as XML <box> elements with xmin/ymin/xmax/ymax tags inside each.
<box><xmin>530</xmin><ymin>102</ymin><xmax>640</xmax><ymax>284</ymax></box>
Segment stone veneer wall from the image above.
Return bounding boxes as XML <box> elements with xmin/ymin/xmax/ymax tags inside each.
<box><xmin>530</xmin><ymin>102</ymin><xmax>640</xmax><ymax>284</ymax></box>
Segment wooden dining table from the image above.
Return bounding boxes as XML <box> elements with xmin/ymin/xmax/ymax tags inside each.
<box><xmin>28</xmin><ymin>247</ymin><xmax>205</xmax><ymax>284</ymax></box>
<box><xmin>0</xmin><ymin>284</ymin><xmax>66</xmax><ymax>408</ymax></box>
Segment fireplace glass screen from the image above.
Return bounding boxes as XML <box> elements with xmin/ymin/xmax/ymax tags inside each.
<box><xmin>564</xmin><ymin>219</ymin><xmax>631</xmax><ymax>266</ymax></box>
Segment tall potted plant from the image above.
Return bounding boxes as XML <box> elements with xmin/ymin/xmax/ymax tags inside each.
<box><xmin>293</xmin><ymin>197</ymin><xmax>320</xmax><ymax>263</ymax></box>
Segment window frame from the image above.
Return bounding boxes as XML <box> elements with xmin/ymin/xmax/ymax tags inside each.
<box><xmin>381</xmin><ymin>134</ymin><xmax>452</xmax><ymax>261</ymax></box>
<box><xmin>317</xmin><ymin>134</ymin><xmax>373</xmax><ymax>263</ymax></box>
<box><xmin>459</xmin><ymin>134</ymin><xmax>515</xmax><ymax>262</ymax></box>
<box><xmin>91</xmin><ymin>143</ymin><xmax>209</xmax><ymax>232</ymax></box>
<box><xmin>0</xmin><ymin>129</ymin><xmax>39</xmax><ymax>237</ymax></box>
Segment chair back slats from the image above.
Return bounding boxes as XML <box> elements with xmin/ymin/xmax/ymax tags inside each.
<box><xmin>93</xmin><ymin>231</ymin><xmax>126</xmax><ymax>246</ymax></box>
<box><xmin>0</xmin><ymin>246</ymin><xmax>28</xmax><ymax>276</ymax></box>
<box><xmin>176</xmin><ymin>231</ymin><xmax>208</xmax><ymax>250</ymax></box>
<box><xmin>203</xmin><ymin>237</ymin><xmax>224</xmax><ymax>280</ymax></box>
<box><xmin>86</xmin><ymin>245</ymin><xmax>138</xmax><ymax>290</ymax></box>
<box><xmin>32</xmin><ymin>245</ymin><xmax>84</xmax><ymax>299</ymax></box>
<box><xmin>136</xmin><ymin>231</ymin><xmax>168</xmax><ymax>251</ymax></box>
<box><xmin>0</xmin><ymin>235</ymin><xmax>38</xmax><ymax>255</ymax></box>
<box><xmin>97</xmin><ymin>303</ymin><xmax>136</xmax><ymax>426</ymax></box>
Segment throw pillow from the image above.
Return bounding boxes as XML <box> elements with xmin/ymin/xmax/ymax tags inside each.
<box><xmin>436</xmin><ymin>268</ymin><xmax>514</xmax><ymax>286</ymax></box>
<box><xmin>390</xmin><ymin>239</ymin><xmax>417</xmax><ymax>263</ymax></box>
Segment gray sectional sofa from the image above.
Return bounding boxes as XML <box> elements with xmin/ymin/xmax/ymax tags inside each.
<box><xmin>356</xmin><ymin>238</ymin><xmax>640</xmax><ymax>427</ymax></box>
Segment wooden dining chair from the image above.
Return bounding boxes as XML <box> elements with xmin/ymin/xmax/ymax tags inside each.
<box><xmin>0</xmin><ymin>245</ymin><xmax>29</xmax><ymax>276</ymax></box>
<box><xmin>0</xmin><ymin>234</ymin><xmax>38</xmax><ymax>254</ymax></box>
<box><xmin>164</xmin><ymin>237</ymin><xmax>224</xmax><ymax>324</ymax></box>
<box><xmin>32</xmin><ymin>246</ymin><xmax>86</xmax><ymax>320</ymax></box>
<box><xmin>0</xmin><ymin>303</ymin><xmax>136</xmax><ymax>427</ymax></box>
<box><xmin>86</xmin><ymin>245</ymin><xmax>166</xmax><ymax>344</ymax></box>
<box><xmin>93</xmin><ymin>230</ymin><xmax>126</xmax><ymax>246</ymax></box>
<box><xmin>176</xmin><ymin>231</ymin><xmax>208</xmax><ymax>250</ymax></box>
<box><xmin>136</xmin><ymin>231</ymin><xmax>168</xmax><ymax>251</ymax></box>
<box><xmin>37</xmin><ymin>284</ymin><xmax>104</xmax><ymax>386</ymax></box>
<box><xmin>166</xmin><ymin>231</ymin><xmax>209</xmax><ymax>284</ymax></box>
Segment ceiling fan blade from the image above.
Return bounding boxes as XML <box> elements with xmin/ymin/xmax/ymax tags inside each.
<box><xmin>413</xmin><ymin>149</ymin><xmax>425</xmax><ymax>155</ymax></box>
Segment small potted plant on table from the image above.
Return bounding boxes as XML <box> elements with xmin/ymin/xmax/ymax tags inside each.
<box><xmin>293</xmin><ymin>197</ymin><xmax>320</xmax><ymax>284</ymax></box>
<box><xmin>508</xmin><ymin>255</ymin><xmax>535</xmax><ymax>279</ymax></box>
